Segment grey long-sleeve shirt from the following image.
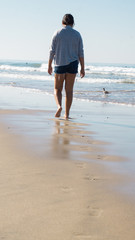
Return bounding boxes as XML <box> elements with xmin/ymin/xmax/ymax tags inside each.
<box><xmin>49</xmin><ymin>25</ymin><xmax>84</xmax><ymax>66</ymax></box>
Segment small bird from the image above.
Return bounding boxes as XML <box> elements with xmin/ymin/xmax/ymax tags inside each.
<box><xmin>103</xmin><ymin>88</ymin><xmax>110</xmax><ymax>94</ymax></box>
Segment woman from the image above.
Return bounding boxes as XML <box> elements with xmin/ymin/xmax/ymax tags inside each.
<box><xmin>48</xmin><ymin>14</ymin><xmax>85</xmax><ymax>119</ymax></box>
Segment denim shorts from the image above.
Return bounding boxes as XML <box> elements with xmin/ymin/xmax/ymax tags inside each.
<box><xmin>54</xmin><ymin>60</ymin><xmax>78</xmax><ymax>74</ymax></box>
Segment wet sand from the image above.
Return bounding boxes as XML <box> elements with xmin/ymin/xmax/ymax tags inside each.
<box><xmin>0</xmin><ymin>109</ymin><xmax>135</xmax><ymax>240</ymax></box>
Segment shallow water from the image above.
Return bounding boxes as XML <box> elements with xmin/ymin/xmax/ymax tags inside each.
<box><xmin>0</xmin><ymin>60</ymin><xmax>135</xmax><ymax>106</ymax></box>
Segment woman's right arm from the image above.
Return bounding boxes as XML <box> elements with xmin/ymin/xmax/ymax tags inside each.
<box><xmin>48</xmin><ymin>33</ymin><xmax>57</xmax><ymax>75</ymax></box>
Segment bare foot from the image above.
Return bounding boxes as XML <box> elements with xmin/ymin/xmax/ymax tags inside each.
<box><xmin>55</xmin><ymin>106</ymin><xmax>62</xmax><ymax>117</ymax></box>
<box><xmin>64</xmin><ymin>114</ymin><xmax>71</xmax><ymax>120</ymax></box>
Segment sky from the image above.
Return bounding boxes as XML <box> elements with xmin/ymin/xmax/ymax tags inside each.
<box><xmin>0</xmin><ymin>0</ymin><xmax>135</xmax><ymax>64</ymax></box>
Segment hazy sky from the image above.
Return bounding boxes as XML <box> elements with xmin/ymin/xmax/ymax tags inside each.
<box><xmin>1</xmin><ymin>0</ymin><xmax>135</xmax><ymax>64</ymax></box>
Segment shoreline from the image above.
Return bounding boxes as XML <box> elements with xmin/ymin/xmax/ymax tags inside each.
<box><xmin>0</xmin><ymin>108</ymin><xmax>135</xmax><ymax>239</ymax></box>
<box><xmin>0</xmin><ymin>86</ymin><xmax>135</xmax><ymax>176</ymax></box>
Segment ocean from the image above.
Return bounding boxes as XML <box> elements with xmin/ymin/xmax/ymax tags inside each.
<box><xmin>0</xmin><ymin>60</ymin><xmax>135</xmax><ymax>108</ymax></box>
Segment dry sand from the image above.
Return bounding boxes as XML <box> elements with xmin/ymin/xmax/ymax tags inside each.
<box><xmin>0</xmin><ymin>110</ymin><xmax>135</xmax><ymax>240</ymax></box>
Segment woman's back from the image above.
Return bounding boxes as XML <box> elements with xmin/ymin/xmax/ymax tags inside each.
<box><xmin>51</xmin><ymin>25</ymin><xmax>83</xmax><ymax>66</ymax></box>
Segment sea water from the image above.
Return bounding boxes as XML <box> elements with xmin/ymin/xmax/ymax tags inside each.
<box><xmin>0</xmin><ymin>60</ymin><xmax>135</xmax><ymax>107</ymax></box>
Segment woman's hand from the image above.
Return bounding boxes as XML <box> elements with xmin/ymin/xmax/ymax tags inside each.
<box><xmin>48</xmin><ymin>65</ymin><xmax>53</xmax><ymax>75</ymax></box>
<box><xmin>80</xmin><ymin>68</ymin><xmax>85</xmax><ymax>78</ymax></box>
<box><xmin>48</xmin><ymin>59</ymin><xmax>53</xmax><ymax>75</ymax></box>
<box><xmin>79</xmin><ymin>57</ymin><xmax>85</xmax><ymax>78</ymax></box>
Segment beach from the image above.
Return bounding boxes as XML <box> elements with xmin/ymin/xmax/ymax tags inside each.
<box><xmin>1</xmin><ymin>0</ymin><xmax>135</xmax><ymax>235</ymax></box>
<box><xmin>0</xmin><ymin>102</ymin><xmax>135</xmax><ymax>240</ymax></box>
<box><xmin>0</xmin><ymin>61</ymin><xmax>135</xmax><ymax>239</ymax></box>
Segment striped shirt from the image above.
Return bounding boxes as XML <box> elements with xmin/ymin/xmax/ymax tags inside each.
<box><xmin>49</xmin><ymin>25</ymin><xmax>84</xmax><ymax>66</ymax></box>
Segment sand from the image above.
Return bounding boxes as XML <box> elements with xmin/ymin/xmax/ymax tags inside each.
<box><xmin>0</xmin><ymin>109</ymin><xmax>135</xmax><ymax>240</ymax></box>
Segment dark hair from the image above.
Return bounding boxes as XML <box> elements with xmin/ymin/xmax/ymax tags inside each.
<box><xmin>62</xmin><ymin>14</ymin><xmax>74</xmax><ymax>26</ymax></box>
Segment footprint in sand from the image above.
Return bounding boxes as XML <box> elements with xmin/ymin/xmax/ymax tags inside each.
<box><xmin>74</xmin><ymin>236</ymin><xmax>107</xmax><ymax>240</ymax></box>
<box><xmin>83</xmin><ymin>175</ymin><xmax>103</xmax><ymax>181</ymax></box>
<box><xmin>75</xmin><ymin>236</ymin><xmax>92</xmax><ymax>240</ymax></box>
<box><xmin>75</xmin><ymin>162</ymin><xmax>87</xmax><ymax>169</ymax></box>
<box><xmin>60</xmin><ymin>186</ymin><xmax>73</xmax><ymax>193</ymax></box>
<box><xmin>88</xmin><ymin>207</ymin><xmax>103</xmax><ymax>217</ymax></box>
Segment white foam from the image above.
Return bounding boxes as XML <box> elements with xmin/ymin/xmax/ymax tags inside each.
<box><xmin>85</xmin><ymin>65</ymin><xmax>135</xmax><ymax>77</ymax></box>
<box><xmin>0</xmin><ymin>72</ymin><xmax>53</xmax><ymax>81</ymax></box>
<box><xmin>76</xmin><ymin>77</ymin><xmax>135</xmax><ymax>84</ymax></box>
<box><xmin>0</xmin><ymin>63</ymin><xmax>48</xmax><ymax>73</ymax></box>
<box><xmin>1</xmin><ymin>70</ymin><xmax>135</xmax><ymax>84</ymax></box>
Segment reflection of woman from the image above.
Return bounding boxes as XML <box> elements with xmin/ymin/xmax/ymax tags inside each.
<box><xmin>48</xmin><ymin>14</ymin><xmax>85</xmax><ymax>119</ymax></box>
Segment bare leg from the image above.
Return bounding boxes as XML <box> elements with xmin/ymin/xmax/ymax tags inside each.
<box><xmin>65</xmin><ymin>73</ymin><xmax>76</xmax><ymax>119</ymax></box>
<box><xmin>54</xmin><ymin>74</ymin><xmax>65</xmax><ymax>117</ymax></box>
